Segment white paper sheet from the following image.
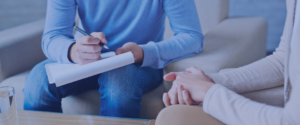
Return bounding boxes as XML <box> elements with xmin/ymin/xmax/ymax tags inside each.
<box><xmin>45</xmin><ymin>52</ymin><xmax>134</xmax><ymax>87</ymax></box>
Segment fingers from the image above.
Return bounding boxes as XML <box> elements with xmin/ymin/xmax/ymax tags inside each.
<box><xmin>163</xmin><ymin>93</ymin><xmax>171</xmax><ymax>107</ymax></box>
<box><xmin>170</xmin><ymin>84</ymin><xmax>178</xmax><ymax>105</ymax></box>
<box><xmin>78</xmin><ymin>52</ymin><xmax>101</xmax><ymax>60</ymax></box>
<box><xmin>115</xmin><ymin>42</ymin><xmax>137</xmax><ymax>55</ymax></box>
<box><xmin>115</xmin><ymin>48</ymin><xmax>128</xmax><ymax>55</ymax></box>
<box><xmin>164</xmin><ymin>84</ymin><xmax>192</xmax><ymax>106</ymax></box>
<box><xmin>78</xmin><ymin>59</ymin><xmax>99</xmax><ymax>65</ymax></box>
<box><xmin>77</xmin><ymin>36</ymin><xmax>101</xmax><ymax>44</ymax></box>
<box><xmin>163</xmin><ymin>72</ymin><xmax>177</xmax><ymax>81</ymax></box>
<box><xmin>90</xmin><ymin>32</ymin><xmax>107</xmax><ymax>44</ymax></box>
<box><xmin>164</xmin><ymin>72</ymin><xmax>186</xmax><ymax>81</ymax></box>
<box><xmin>72</xmin><ymin>33</ymin><xmax>106</xmax><ymax>65</ymax></box>
<box><xmin>182</xmin><ymin>90</ymin><xmax>194</xmax><ymax>105</ymax></box>
<box><xmin>177</xmin><ymin>85</ymin><xmax>185</xmax><ymax>105</ymax></box>
<box><xmin>79</xmin><ymin>44</ymin><xmax>102</xmax><ymax>53</ymax></box>
<box><xmin>186</xmin><ymin>66</ymin><xmax>203</xmax><ymax>74</ymax></box>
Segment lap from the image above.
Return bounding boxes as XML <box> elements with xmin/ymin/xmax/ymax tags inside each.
<box><xmin>156</xmin><ymin>105</ymin><xmax>224</xmax><ymax>125</ymax></box>
<box><xmin>25</xmin><ymin>60</ymin><xmax>162</xmax><ymax>98</ymax></box>
<box><xmin>98</xmin><ymin>64</ymin><xmax>163</xmax><ymax>94</ymax></box>
<box><xmin>25</xmin><ymin>59</ymin><xmax>99</xmax><ymax>98</ymax></box>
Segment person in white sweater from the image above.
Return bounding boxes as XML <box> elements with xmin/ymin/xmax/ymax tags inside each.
<box><xmin>156</xmin><ymin>0</ymin><xmax>300</xmax><ymax>125</ymax></box>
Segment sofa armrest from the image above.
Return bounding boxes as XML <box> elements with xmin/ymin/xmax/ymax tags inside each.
<box><xmin>0</xmin><ymin>19</ymin><xmax>46</xmax><ymax>81</ymax></box>
<box><xmin>163</xmin><ymin>17</ymin><xmax>268</xmax><ymax>90</ymax></box>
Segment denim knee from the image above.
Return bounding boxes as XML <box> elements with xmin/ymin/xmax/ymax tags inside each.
<box><xmin>98</xmin><ymin>64</ymin><xmax>162</xmax><ymax>117</ymax></box>
<box><xmin>24</xmin><ymin>59</ymin><xmax>58</xmax><ymax>108</ymax></box>
<box><xmin>98</xmin><ymin>64</ymin><xmax>143</xmax><ymax>100</ymax></box>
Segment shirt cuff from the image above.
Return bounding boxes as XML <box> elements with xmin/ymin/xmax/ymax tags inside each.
<box><xmin>139</xmin><ymin>42</ymin><xmax>158</xmax><ymax>67</ymax></box>
<box><xmin>203</xmin><ymin>84</ymin><xmax>223</xmax><ymax>114</ymax></box>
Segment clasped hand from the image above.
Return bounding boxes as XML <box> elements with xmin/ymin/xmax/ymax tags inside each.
<box><xmin>70</xmin><ymin>32</ymin><xmax>144</xmax><ymax>65</ymax></box>
<box><xmin>163</xmin><ymin>66</ymin><xmax>215</xmax><ymax>106</ymax></box>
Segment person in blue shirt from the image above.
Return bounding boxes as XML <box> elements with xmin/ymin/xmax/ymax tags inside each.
<box><xmin>23</xmin><ymin>0</ymin><xmax>203</xmax><ymax>118</ymax></box>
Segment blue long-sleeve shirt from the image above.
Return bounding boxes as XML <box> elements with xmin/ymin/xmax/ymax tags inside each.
<box><xmin>43</xmin><ymin>0</ymin><xmax>203</xmax><ymax>69</ymax></box>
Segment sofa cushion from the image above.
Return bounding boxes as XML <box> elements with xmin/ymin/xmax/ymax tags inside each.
<box><xmin>0</xmin><ymin>71</ymin><xmax>165</xmax><ymax>119</ymax></box>
<box><xmin>62</xmin><ymin>83</ymin><xmax>165</xmax><ymax>119</ymax></box>
<box><xmin>163</xmin><ymin>0</ymin><xmax>229</xmax><ymax>40</ymax></box>
<box><xmin>241</xmin><ymin>86</ymin><xmax>284</xmax><ymax>107</ymax></box>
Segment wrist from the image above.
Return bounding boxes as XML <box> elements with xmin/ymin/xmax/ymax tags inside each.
<box><xmin>204</xmin><ymin>82</ymin><xmax>215</xmax><ymax>98</ymax></box>
<box><xmin>136</xmin><ymin>46</ymin><xmax>144</xmax><ymax>63</ymax></box>
<box><xmin>139</xmin><ymin>43</ymin><xmax>157</xmax><ymax>67</ymax></box>
<box><xmin>68</xmin><ymin>43</ymin><xmax>76</xmax><ymax>63</ymax></box>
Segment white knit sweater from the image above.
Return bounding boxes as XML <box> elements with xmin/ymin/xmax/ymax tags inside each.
<box><xmin>204</xmin><ymin>0</ymin><xmax>300</xmax><ymax>124</ymax></box>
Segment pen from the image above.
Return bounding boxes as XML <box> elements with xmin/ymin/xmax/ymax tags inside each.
<box><xmin>74</xmin><ymin>26</ymin><xmax>109</xmax><ymax>49</ymax></box>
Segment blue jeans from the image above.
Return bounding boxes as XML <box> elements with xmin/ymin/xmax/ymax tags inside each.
<box><xmin>23</xmin><ymin>59</ymin><xmax>163</xmax><ymax>118</ymax></box>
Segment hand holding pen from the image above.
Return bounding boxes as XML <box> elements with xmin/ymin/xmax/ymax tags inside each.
<box><xmin>74</xmin><ymin>26</ymin><xmax>109</xmax><ymax>49</ymax></box>
<box><xmin>69</xmin><ymin>26</ymin><xmax>109</xmax><ymax>65</ymax></box>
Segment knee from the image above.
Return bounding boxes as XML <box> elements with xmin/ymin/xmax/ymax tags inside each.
<box><xmin>99</xmin><ymin>64</ymin><xmax>140</xmax><ymax>86</ymax></box>
<box><xmin>156</xmin><ymin>105</ymin><xmax>223</xmax><ymax>125</ymax></box>
<box><xmin>24</xmin><ymin>60</ymin><xmax>54</xmax><ymax>96</ymax></box>
<box><xmin>156</xmin><ymin>105</ymin><xmax>196</xmax><ymax>125</ymax></box>
<box><xmin>100</xmin><ymin>78</ymin><xmax>142</xmax><ymax>106</ymax></box>
<box><xmin>103</xmin><ymin>82</ymin><xmax>142</xmax><ymax>100</ymax></box>
<box><xmin>26</xmin><ymin>63</ymin><xmax>46</xmax><ymax>86</ymax></box>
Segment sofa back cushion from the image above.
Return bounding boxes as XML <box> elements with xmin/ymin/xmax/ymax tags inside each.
<box><xmin>164</xmin><ymin>0</ymin><xmax>229</xmax><ymax>40</ymax></box>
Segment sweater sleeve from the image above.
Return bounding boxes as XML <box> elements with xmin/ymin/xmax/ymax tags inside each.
<box><xmin>203</xmin><ymin>83</ymin><xmax>300</xmax><ymax>125</ymax></box>
<box><xmin>140</xmin><ymin>0</ymin><xmax>203</xmax><ymax>69</ymax></box>
<box><xmin>206</xmin><ymin>0</ymin><xmax>295</xmax><ymax>93</ymax></box>
<box><xmin>206</xmin><ymin>47</ymin><xmax>285</xmax><ymax>93</ymax></box>
<box><xmin>42</xmin><ymin>0</ymin><xmax>77</xmax><ymax>64</ymax></box>
<box><xmin>206</xmin><ymin>17</ymin><xmax>291</xmax><ymax>94</ymax></box>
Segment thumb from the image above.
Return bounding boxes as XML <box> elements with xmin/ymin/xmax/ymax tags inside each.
<box><xmin>115</xmin><ymin>48</ymin><xmax>124</xmax><ymax>55</ymax></box>
<box><xmin>164</xmin><ymin>72</ymin><xmax>179</xmax><ymax>81</ymax></box>
<box><xmin>115</xmin><ymin>46</ymin><xmax>131</xmax><ymax>55</ymax></box>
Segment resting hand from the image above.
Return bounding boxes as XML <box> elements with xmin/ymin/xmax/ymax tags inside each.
<box><xmin>70</xmin><ymin>32</ymin><xmax>107</xmax><ymax>65</ymax></box>
<box><xmin>163</xmin><ymin>66</ymin><xmax>215</xmax><ymax>106</ymax></box>
<box><xmin>163</xmin><ymin>83</ymin><xmax>195</xmax><ymax>106</ymax></box>
<box><xmin>115</xmin><ymin>42</ymin><xmax>144</xmax><ymax>63</ymax></box>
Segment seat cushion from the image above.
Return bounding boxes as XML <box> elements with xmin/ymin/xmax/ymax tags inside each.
<box><xmin>62</xmin><ymin>83</ymin><xmax>165</xmax><ymax>119</ymax></box>
<box><xmin>241</xmin><ymin>86</ymin><xmax>284</xmax><ymax>107</ymax></box>
<box><xmin>0</xmin><ymin>71</ymin><xmax>165</xmax><ymax>119</ymax></box>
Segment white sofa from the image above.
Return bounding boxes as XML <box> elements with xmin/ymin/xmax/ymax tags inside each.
<box><xmin>0</xmin><ymin>0</ymin><xmax>275</xmax><ymax>119</ymax></box>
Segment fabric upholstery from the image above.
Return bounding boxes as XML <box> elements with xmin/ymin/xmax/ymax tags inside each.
<box><xmin>241</xmin><ymin>86</ymin><xmax>284</xmax><ymax>107</ymax></box>
<box><xmin>164</xmin><ymin>17</ymin><xmax>267</xmax><ymax>76</ymax></box>
<box><xmin>163</xmin><ymin>0</ymin><xmax>229</xmax><ymax>39</ymax></box>
<box><xmin>0</xmin><ymin>19</ymin><xmax>46</xmax><ymax>82</ymax></box>
<box><xmin>164</xmin><ymin>17</ymin><xmax>268</xmax><ymax>90</ymax></box>
<box><xmin>195</xmin><ymin>0</ymin><xmax>229</xmax><ymax>34</ymax></box>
